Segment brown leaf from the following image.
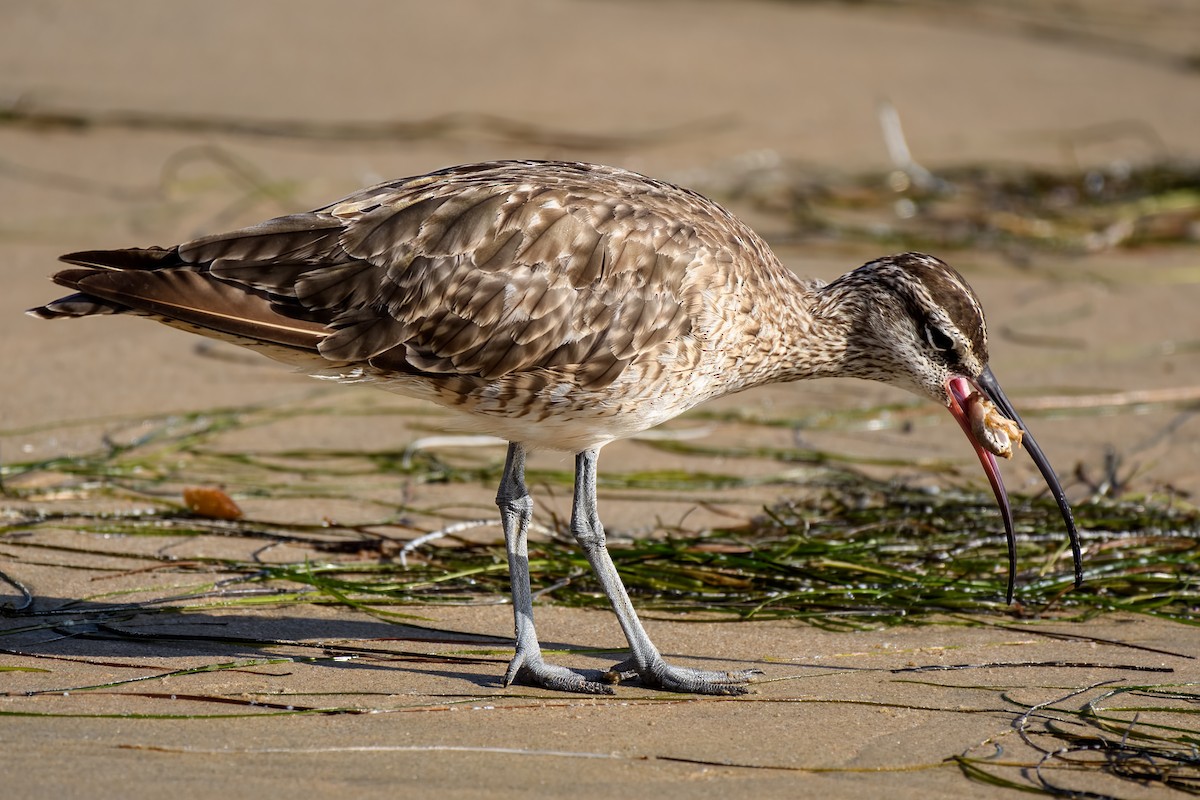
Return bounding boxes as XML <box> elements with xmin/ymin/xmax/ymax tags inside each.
<box><xmin>182</xmin><ymin>486</ymin><xmax>243</xmax><ymax>520</ymax></box>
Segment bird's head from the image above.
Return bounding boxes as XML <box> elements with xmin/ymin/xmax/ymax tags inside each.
<box><xmin>816</xmin><ymin>252</ymin><xmax>1082</xmax><ymax>601</ymax></box>
<box><xmin>816</xmin><ymin>252</ymin><xmax>987</xmax><ymax>403</ymax></box>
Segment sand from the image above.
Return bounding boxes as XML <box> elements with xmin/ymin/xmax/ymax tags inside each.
<box><xmin>3</xmin><ymin>1</ymin><xmax>1199</xmax><ymax>798</ymax></box>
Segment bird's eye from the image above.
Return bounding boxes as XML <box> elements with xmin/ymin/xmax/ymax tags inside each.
<box><xmin>924</xmin><ymin>324</ymin><xmax>956</xmax><ymax>355</ymax></box>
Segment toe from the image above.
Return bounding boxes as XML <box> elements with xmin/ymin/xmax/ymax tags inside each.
<box><xmin>506</xmin><ymin>653</ymin><xmax>616</xmax><ymax>695</ymax></box>
<box><xmin>641</xmin><ymin>663</ymin><xmax>761</xmax><ymax>695</ymax></box>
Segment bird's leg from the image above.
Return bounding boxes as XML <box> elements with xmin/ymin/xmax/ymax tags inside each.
<box><xmin>497</xmin><ymin>442</ymin><xmax>614</xmax><ymax>695</ymax></box>
<box><xmin>570</xmin><ymin>449</ymin><xmax>760</xmax><ymax>695</ymax></box>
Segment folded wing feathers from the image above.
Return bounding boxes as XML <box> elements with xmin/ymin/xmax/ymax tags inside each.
<box><xmin>181</xmin><ymin>215</ymin><xmax>345</xmax><ymax>267</ymax></box>
<box><xmin>36</xmin><ymin>162</ymin><xmax>721</xmax><ymax>388</ymax></box>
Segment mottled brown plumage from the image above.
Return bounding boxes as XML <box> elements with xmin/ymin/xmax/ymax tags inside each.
<box><xmin>31</xmin><ymin>159</ymin><xmax>1082</xmax><ymax>695</ymax></box>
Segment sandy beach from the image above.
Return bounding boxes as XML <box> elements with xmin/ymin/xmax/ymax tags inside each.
<box><xmin>3</xmin><ymin>2</ymin><xmax>1199</xmax><ymax>797</ymax></box>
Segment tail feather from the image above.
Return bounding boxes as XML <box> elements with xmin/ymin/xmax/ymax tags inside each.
<box><xmin>58</xmin><ymin>247</ymin><xmax>183</xmax><ymax>271</ymax></box>
<box><xmin>27</xmin><ymin>292</ymin><xmax>124</xmax><ymax>319</ymax></box>
<box><xmin>29</xmin><ymin>257</ymin><xmax>328</xmax><ymax>354</ymax></box>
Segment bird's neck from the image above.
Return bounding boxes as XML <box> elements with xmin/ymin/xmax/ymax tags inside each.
<box><xmin>750</xmin><ymin>268</ymin><xmax>877</xmax><ymax>388</ymax></box>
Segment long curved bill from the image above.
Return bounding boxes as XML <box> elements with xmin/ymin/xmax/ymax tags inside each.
<box><xmin>945</xmin><ymin>366</ymin><xmax>1083</xmax><ymax>603</ymax></box>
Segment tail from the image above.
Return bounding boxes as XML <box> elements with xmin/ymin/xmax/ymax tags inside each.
<box><xmin>27</xmin><ymin>248</ymin><xmax>326</xmax><ymax>353</ymax></box>
<box><xmin>27</xmin><ymin>248</ymin><xmax>181</xmax><ymax>319</ymax></box>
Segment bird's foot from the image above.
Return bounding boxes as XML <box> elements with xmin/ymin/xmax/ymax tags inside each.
<box><xmin>504</xmin><ymin>649</ymin><xmax>616</xmax><ymax>695</ymax></box>
<box><xmin>607</xmin><ymin>657</ymin><xmax>761</xmax><ymax>696</ymax></box>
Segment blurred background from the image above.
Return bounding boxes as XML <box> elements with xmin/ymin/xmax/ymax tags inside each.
<box><xmin>4</xmin><ymin>0</ymin><xmax>1200</xmax><ymax>501</ymax></box>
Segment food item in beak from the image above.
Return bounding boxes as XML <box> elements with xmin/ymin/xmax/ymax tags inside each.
<box><xmin>964</xmin><ymin>391</ymin><xmax>1024</xmax><ymax>459</ymax></box>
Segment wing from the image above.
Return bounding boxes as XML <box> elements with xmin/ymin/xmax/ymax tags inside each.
<box><xmin>35</xmin><ymin>161</ymin><xmax>740</xmax><ymax>390</ymax></box>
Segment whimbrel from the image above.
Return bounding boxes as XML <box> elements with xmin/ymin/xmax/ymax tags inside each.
<box><xmin>30</xmin><ymin>160</ymin><xmax>1082</xmax><ymax>695</ymax></box>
